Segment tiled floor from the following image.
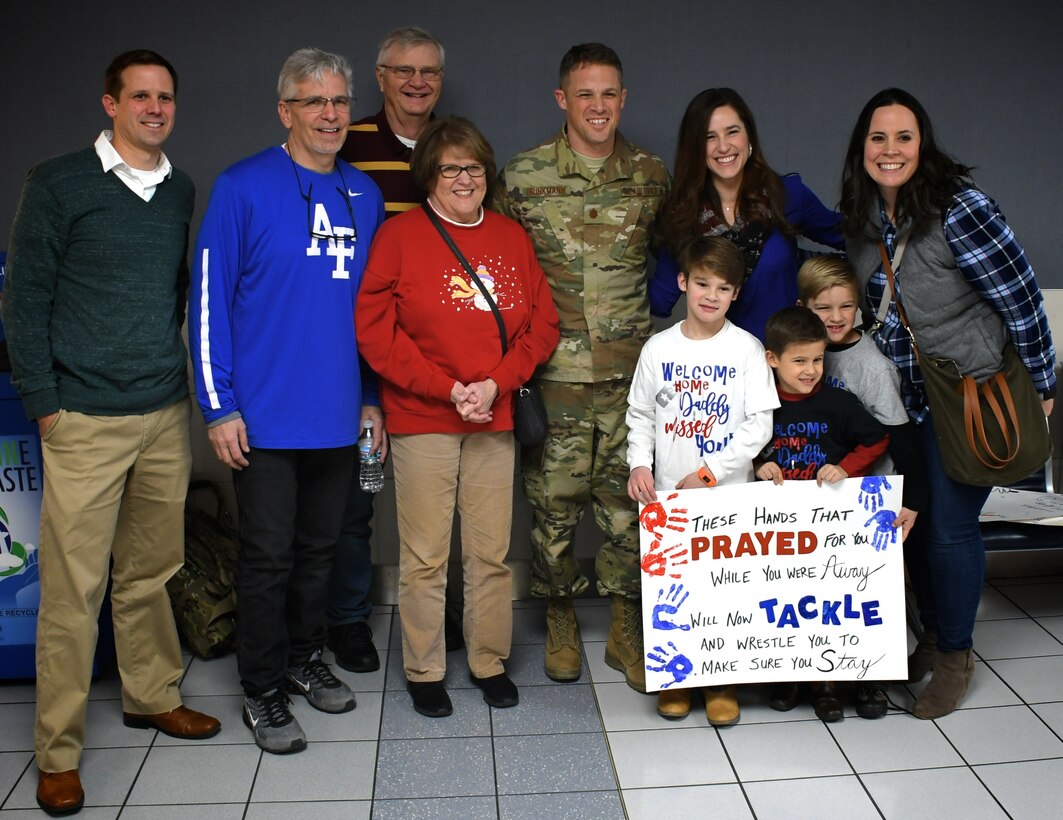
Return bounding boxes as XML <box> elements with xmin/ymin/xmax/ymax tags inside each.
<box><xmin>4</xmin><ymin>577</ymin><xmax>1063</xmax><ymax>818</ymax></box>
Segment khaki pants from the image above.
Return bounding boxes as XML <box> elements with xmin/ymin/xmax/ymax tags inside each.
<box><xmin>392</xmin><ymin>431</ymin><xmax>514</xmax><ymax>681</ymax></box>
<box><xmin>35</xmin><ymin>400</ymin><xmax>191</xmax><ymax>772</ymax></box>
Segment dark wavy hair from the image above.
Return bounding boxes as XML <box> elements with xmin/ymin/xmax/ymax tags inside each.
<box><xmin>658</xmin><ymin>88</ymin><xmax>789</xmax><ymax>253</ymax></box>
<box><xmin>840</xmin><ymin>88</ymin><xmax>972</xmax><ymax>238</ymax></box>
<box><xmin>411</xmin><ymin>116</ymin><xmax>496</xmax><ymax>201</ymax></box>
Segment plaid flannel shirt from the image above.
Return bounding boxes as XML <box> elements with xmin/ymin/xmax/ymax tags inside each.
<box><xmin>867</xmin><ymin>188</ymin><xmax>1056</xmax><ymax>422</ymax></box>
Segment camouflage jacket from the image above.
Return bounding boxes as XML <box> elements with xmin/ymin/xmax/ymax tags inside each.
<box><xmin>493</xmin><ymin>129</ymin><xmax>669</xmax><ymax>383</ymax></box>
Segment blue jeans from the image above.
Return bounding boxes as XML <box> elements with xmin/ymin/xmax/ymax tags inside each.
<box><xmin>904</xmin><ymin>415</ymin><xmax>991</xmax><ymax>651</ymax></box>
<box><xmin>327</xmin><ymin>476</ymin><xmax>375</xmax><ymax>626</ymax></box>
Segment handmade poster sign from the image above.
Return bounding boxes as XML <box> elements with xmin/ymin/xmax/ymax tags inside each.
<box><xmin>638</xmin><ymin>477</ymin><xmax>907</xmax><ymax>692</ymax></box>
<box><xmin>980</xmin><ymin>487</ymin><xmax>1063</xmax><ymax>525</ymax></box>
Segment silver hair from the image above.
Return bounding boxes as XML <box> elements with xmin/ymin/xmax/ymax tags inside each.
<box><xmin>277</xmin><ymin>47</ymin><xmax>353</xmax><ymax>100</ymax></box>
<box><xmin>375</xmin><ymin>26</ymin><xmax>445</xmax><ymax>68</ymax></box>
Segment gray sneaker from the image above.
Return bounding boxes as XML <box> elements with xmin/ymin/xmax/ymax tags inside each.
<box><xmin>286</xmin><ymin>650</ymin><xmax>356</xmax><ymax>713</ymax></box>
<box><xmin>243</xmin><ymin>689</ymin><xmax>307</xmax><ymax>754</ymax></box>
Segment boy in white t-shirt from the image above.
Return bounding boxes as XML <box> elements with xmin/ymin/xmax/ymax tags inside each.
<box><xmin>627</xmin><ymin>236</ymin><xmax>779</xmax><ymax>725</ymax></box>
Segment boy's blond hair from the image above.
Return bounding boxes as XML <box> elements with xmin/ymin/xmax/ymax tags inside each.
<box><xmin>796</xmin><ymin>255</ymin><xmax>859</xmax><ymax>304</ymax></box>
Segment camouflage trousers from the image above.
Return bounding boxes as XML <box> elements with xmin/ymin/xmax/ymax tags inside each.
<box><xmin>523</xmin><ymin>379</ymin><xmax>640</xmax><ymax>599</ymax></box>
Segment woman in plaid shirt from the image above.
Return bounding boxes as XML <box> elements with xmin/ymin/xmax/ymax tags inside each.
<box><xmin>840</xmin><ymin>88</ymin><xmax>1056</xmax><ymax>719</ymax></box>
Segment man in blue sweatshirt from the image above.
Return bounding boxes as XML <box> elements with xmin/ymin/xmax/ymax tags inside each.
<box><xmin>190</xmin><ymin>48</ymin><xmax>384</xmax><ymax>755</ymax></box>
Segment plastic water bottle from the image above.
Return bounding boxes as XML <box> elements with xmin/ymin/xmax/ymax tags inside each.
<box><xmin>359</xmin><ymin>420</ymin><xmax>384</xmax><ymax>493</ymax></box>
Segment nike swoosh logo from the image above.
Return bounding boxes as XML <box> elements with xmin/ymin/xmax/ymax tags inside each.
<box><xmin>348</xmin><ymin>190</ymin><xmax>363</xmax><ymax>197</ymax></box>
<box><xmin>246</xmin><ymin>710</ymin><xmax>260</xmax><ymax>728</ymax></box>
<box><xmin>291</xmin><ymin>677</ymin><xmax>311</xmax><ymax>693</ymax></box>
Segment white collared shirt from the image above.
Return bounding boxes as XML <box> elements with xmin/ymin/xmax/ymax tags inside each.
<box><xmin>94</xmin><ymin>130</ymin><xmax>172</xmax><ymax>202</ymax></box>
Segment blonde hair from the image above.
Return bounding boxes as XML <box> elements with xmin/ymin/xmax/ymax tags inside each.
<box><xmin>797</xmin><ymin>255</ymin><xmax>859</xmax><ymax>304</ymax></box>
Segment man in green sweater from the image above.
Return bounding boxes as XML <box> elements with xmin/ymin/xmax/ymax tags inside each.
<box><xmin>3</xmin><ymin>49</ymin><xmax>220</xmax><ymax>817</ymax></box>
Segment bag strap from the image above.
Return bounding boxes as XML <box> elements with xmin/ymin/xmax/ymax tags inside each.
<box><xmin>874</xmin><ymin>230</ymin><xmax>909</xmax><ymax>326</ymax></box>
<box><xmin>424</xmin><ymin>204</ymin><xmax>508</xmax><ymax>356</ymax></box>
<box><xmin>965</xmin><ymin>373</ymin><xmax>1022</xmax><ymax>468</ymax></box>
<box><xmin>876</xmin><ymin>237</ymin><xmax>915</xmax><ymax>341</ymax></box>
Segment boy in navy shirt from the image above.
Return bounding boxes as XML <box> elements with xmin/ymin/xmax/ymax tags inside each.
<box><xmin>756</xmin><ymin>306</ymin><xmax>888</xmax><ymax>721</ymax></box>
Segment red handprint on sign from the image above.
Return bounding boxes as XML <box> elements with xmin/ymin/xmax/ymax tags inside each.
<box><xmin>639</xmin><ymin>492</ymin><xmax>688</xmax><ymax>536</ymax></box>
<box><xmin>641</xmin><ymin>542</ymin><xmax>689</xmax><ymax>578</ymax></box>
<box><xmin>639</xmin><ymin>493</ymin><xmax>689</xmax><ymax>579</ymax></box>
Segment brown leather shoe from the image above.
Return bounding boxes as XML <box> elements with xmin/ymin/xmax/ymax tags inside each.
<box><xmin>656</xmin><ymin>687</ymin><xmax>692</xmax><ymax>720</ymax></box>
<box><xmin>809</xmin><ymin>681</ymin><xmax>844</xmax><ymax>723</ymax></box>
<box><xmin>123</xmin><ymin>705</ymin><xmax>221</xmax><ymax>739</ymax></box>
<box><xmin>37</xmin><ymin>769</ymin><xmax>83</xmax><ymax>816</ymax></box>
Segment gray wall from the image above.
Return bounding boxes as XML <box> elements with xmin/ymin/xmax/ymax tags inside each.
<box><xmin>3</xmin><ymin>0</ymin><xmax>1062</xmax><ymax>283</ymax></box>
<box><xmin>3</xmin><ymin>0</ymin><xmax>1061</xmax><ymax>588</ymax></box>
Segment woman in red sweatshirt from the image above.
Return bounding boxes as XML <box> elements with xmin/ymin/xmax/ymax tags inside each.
<box><xmin>356</xmin><ymin>117</ymin><xmax>559</xmax><ymax>718</ymax></box>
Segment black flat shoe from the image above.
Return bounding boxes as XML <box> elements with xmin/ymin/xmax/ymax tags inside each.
<box><xmin>810</xmin><ymin>682</ymin><xmax>844</xmax><ymax>723</ymax></box>
<box><xmin>406</xmin><ymin>680</ymin><xmax>452</xmax><ymax>717</ymax></box>
<box><xmin>768</xmin><ymin>682</ymin><xmax>800</xmax><ymax>712</ymax></box>
<box><xmin>327</xmin><ymin>621</ymin><xmax>380</xmax><ymax>673</ymax></box>
<box><xmin>470</xmin><ymin>672</ymin><xmax>519</xmax><ymax>708</ymax></box>
<box><xmin>855</xmin><ymin>682</ymin><xmax>888</xmax><ymax>719</ymax></box>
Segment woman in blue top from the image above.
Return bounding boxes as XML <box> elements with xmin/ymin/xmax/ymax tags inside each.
<box><xmin>653</xmin><ymin>88</ymin><xmax>843</xmax><ymax>341</ymax></box>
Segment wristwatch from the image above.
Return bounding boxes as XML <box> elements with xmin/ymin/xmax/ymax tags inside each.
<box><xmin>698</xmin><ymin>466</ymin><xmax>717</xmax><ymax>487</ymax></box>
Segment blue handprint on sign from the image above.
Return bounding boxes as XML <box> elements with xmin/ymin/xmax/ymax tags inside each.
<box><xmin>652</xmin><ymin>583</ymin><xmax>691</xmax><ymax>632</ymax></box>
<box><xmin>865</xmin><ymin>509</ymin><xmax>898</xmax><ymax>551</ymax></box>
<box><xmin>646</xmin><ymin>641</ymin><xmax>693</xmax><ymax>688</ymax></box>
<box><xmin>858</xmin><ymin>476</ymin><xmax>892</xmax><ymax>512</ymax></box>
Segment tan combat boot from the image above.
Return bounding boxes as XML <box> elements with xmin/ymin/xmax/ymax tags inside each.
<box><xmin>544</xmin><ymin>596</ymin><xmax>581</xmax><ymax>681</ymax></box>
<box><xmin>605</xmin><ymin>594</ymin><xmax>646</xmax><ymax>693</ymax></box>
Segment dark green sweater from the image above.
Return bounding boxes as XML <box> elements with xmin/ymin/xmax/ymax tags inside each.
<box><xmin>3</xmin><ymin>146</ymin><xmax>194</xmax><ymax>419</ymax></box>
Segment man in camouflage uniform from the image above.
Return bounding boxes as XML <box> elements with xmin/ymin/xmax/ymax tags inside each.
<box><xmin>493</xmin><ymin>43</ymin><xmax>668</xmax><ymax>691</ymax></box>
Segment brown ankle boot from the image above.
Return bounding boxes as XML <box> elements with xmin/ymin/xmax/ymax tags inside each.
<box><xmin>908</xmin><ymin>628</ymin><xmax>938</xmax><ymax>683</ymax></box>
<box><xmin>912</xmin><ymin>649</ymin><xmax>974</xmax><ymax>719</ymax></box>
<box><xmin>544</xmin><ymin>596</ymin><xmax>581</xmax><ymax>681</ymax></box>
<box><xmin>605</xmin><ymin>594</ymin><xmax>646</xmax><ymax>692</ymax></box>
<box><xmin>656</xmin><ymin>687</ymin><xmax>692</xmax><ymax>720</ymax></box>
<box><xmin>704</xmin><ymin>685</ymin><xmax>740</xmax><ymax>726</ymax></box>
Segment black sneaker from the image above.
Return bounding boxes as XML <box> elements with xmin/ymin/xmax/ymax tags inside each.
<box><xmin>243</xmin><ymin>689</ymin><xmax>307</xmax><ymax>754</ymax></box>
<box><xmin>327</xmin><ymin>621</ymin><xmax>380</xmax><ymax>673</ymax></box>
<box><xmin>856</xmin><ymin>682</ymin><xmax>889</xmax><ymax>719</ymax></box>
